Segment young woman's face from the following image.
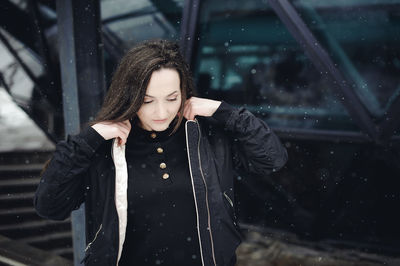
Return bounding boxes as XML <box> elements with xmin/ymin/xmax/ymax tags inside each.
<box><xmin>137</xmin><ymin>68</ymin><xmax>182</xmax><ymax>131</ymax></box>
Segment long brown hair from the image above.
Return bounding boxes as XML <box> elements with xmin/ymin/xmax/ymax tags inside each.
<box><xmin>87</xmin><ymin>39</ymin><xmax>195</xmax><ymax>133</ymax></box>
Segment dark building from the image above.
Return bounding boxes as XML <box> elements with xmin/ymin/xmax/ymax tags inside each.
<box><xmin>0</xmin><ymin>0</ymin><xmax>399</xmax><ymax>264</ymax></box>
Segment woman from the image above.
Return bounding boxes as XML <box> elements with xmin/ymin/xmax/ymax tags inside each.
<box><xmin>34</xmin><ymin>39</ymin><xmax>288</xmax><ymax>266</ymax></box>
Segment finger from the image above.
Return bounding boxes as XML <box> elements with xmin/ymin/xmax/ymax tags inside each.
<box><xmin>122</xmin><ymin>119</ymin><xmax>132</xmax><ymax>129</ymax></box>
<box><xmin>117</xmin><ymin>121</ymin><xmax>130</xmax><ymax>131</ymax></box>
<box><xmin>120</xmin><ymin>128</ymin><xmax>130</xmax><ymax>145</ymax></box>
<box><xmin>190</xmin><ymin>110</ymin><xmax>196</xmax><ymax>120</ymax></box>
<box><xmin>118</xmin><ymin>124</ymin><xmax>131</xmax><ymax>142</ymax></box>
<box><xmin>183</xmin><ymin>101</ymin><xmax>188</xmax><ymax>117</ymax></box>
<box><xmin>114</xmin><ymin>126</ymin><xmax>129</xmax><ymax>146</ymax></box>
<box><xmin>183</xmin><ymin>104</ymin><xmax>191</xmax><ymax>120</ymax></box>
<box><xmin>184</xmin><ymin>98</ymin><xmax>191</xmax><ymax>109</ymax></box>
<box><xmin>115</xmin><ymin>124</ymin><xmax>129</xmax><ymax>138</ymax></box>
<box><xmin>117</xmin><ymin>135</ymin><xmax>127</xmax><ymax>146</ymax></box>
<box><xmin>188</xmin><ymin>103</ymin><xmax>197</xmax><ymax>120</ymax></box>
<box><xmin>183</xmin><ymin>102</ymin><xmax>188</xmax><ymax>116</ymax></box>
<box><xmin>186</xmin><ymin>109</ymin><xmax>194</xmax><ymax>121</ymax></box>
<box><xmin>185</xmin><ymin>99</ymin><xmax>198</xmax><ymax>120</ymax></box>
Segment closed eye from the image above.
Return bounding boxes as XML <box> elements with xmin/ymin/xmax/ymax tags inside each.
<box><xmin>143</xmin><ymin>97</ymin><xmax>177</xmax><ymax>104</ymax></box>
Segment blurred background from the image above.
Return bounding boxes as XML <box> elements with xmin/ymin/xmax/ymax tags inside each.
<box><xmin>0</xmin><ymin>0</ymin><xmax>400</xmax><ymax>265</ymax></box>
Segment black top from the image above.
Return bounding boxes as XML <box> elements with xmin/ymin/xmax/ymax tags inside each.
<box><xmin>118</xmin><ymin>118</ymin><xmax>202</xmax><ymax>266</ymax></box>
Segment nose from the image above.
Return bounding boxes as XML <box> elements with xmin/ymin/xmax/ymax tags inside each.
<box><xmin>155</xmin><ymin>102</ymin><xmax>167</xmax><ymax>119</ymax></box>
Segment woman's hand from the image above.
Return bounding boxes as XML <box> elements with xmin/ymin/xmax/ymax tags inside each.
<box><xmin>91</xmin><ymin>120</ymin><xmax>131</xmax><ymax>146</ymax></box>
<box><xmin>183</xmin><ymin>97</ymin><xmax>222</xmax><ymax>120</ymax></box>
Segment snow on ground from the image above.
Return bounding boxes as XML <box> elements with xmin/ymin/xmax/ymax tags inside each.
<box><xmin>0</xmin><ymin>86</ymin><xmax>54</xmax><ymax>152</ymax></box>
<box><xmin>0</xmin><ymin>31</ymin><xmax>54</xmax><ymax>152</ymax></box>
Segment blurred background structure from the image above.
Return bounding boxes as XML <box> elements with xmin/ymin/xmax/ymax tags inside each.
<box><xmin>0</xmin><ymin>0</ymin><xmax>400</xmax><ymax>265</ymax></box>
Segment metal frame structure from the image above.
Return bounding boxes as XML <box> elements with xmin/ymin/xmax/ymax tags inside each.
<box><xmin>27</xmin><ymin>0</ymin><xmax>54</xmax><ymax>82</ymax></box>
<box><xmin>180</xmin><ymin>0</ymin><xmax>201</xmax><ymax>65</ymax></box>
<box><xmin>2</xmin><ymin>0</ymin><xmax>398</xmax><ymax>145</ymax></box>
<box><xmin>55</xmin><ymin>1</ymin><xmax>105</xmax><ymax>265</ymax></box>
<box><xmin>266</xmin><ymin>0</ymin><xmax>380</xmax><ymax>143</ymax></box>
<box><xmin>0</xmin><ymin>31</ymin><xmax>43</xmax><ymax>96</ymax></box>
<box><xmin>1</xmin><ymin>0</ymin><xmax>400</xmax><ymax>262</ymax></box>
<box><xmin>380</xmin><ymin>95</ymin><xmax>400</xmax><ymax>142</ymax></box>
<box><xmin>178</xmin><ymin>0</ymin><xmax>400</xmax><ymax>145</ymax></box>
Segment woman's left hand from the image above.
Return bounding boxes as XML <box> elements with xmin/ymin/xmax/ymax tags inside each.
<box><xmin>183</xmin><ymin>97</ymin><xmax>222</xmax><ymax>120</ymax></box>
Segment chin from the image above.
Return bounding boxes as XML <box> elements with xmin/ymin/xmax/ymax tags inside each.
<box><xmin>150</xmin><ymin>123</ymin><xmax>170</xmax><ymax>132</ymax></box>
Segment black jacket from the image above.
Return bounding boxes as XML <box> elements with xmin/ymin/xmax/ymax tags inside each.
<box><xmin>34</xmin><ymin>102</ymin><xmax>288</xmax><ymax>266</ymax></box>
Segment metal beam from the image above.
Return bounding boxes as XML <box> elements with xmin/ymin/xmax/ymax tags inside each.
<box><xmin>298</xmin><ymin>3</ymin><xmax>381</xmax><ymax>115</ymax></box>
<box><xmin>56</xmin><ymin>0</ymin><xmax>105</xmax><ymax>265</ymax></box>
<box><xmin>28</xmin><ymin>0</ymin><xmax>55</xmax><ymax>83</ymax></box>
<box><xmin>0</xmin><ymin>29</ymin><xmax>43</xmax><ymax>97</ymax></box>
<box><xmin>102</xmin><ymin>26</ymin><xmax>126</xmax><ymax>60</ymax></box>
<box><xmin>273</xmin><ymin>127</ymin><xmax>373</xmax><ymax>144</ymax></box>
<box><xmin>379</xmin><ymin>93</ymin><xmax>400</xmax><ymax>143</ymax></box>
<box><xmin>150</xmin><ymin>0</ymin><xmax>182</xmax><ymax>28</ymax></box>
<box><xmin>180</xmin><ymin>0</ymin><xmax>201</xmax><ymax>65</ymax></box>
<box><xmin>0</xmin><ymin>1</ymin><xmax>37</xmax><ymax>53</ymax></box>
<box><xmin>267</xmin><ymin>0</ymin><xmax>379</xmax><ymax>143</ymax></box>
<box><xmin>102</xmin><ymin>7</ymin><xmax>156</xmax><ymax>24</ymax></box>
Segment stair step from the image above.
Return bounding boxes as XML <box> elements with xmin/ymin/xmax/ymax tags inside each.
<box><xmin>0</xmin><ymin>234</ymin><xmax>71</xmax><ymax>265</ymax></box>
<box><xmin>0</xmin><ymin>151</ymin><xmax>53</xmax><ymax>165</ymax></box>
<box><xmin>0</xmin><ymin>192</ymin><xmax>35</xmax><ymax>200</ymax></box>
<box><xmin>0</xmin><ymin>177</ymin><xmax>40</xmax><ymax>194</ymax></box>
<box><xmin>22</xmin><ymin>231</ymin><xmax>72</xmax><ymax>244</ymax></box>
<box><xmin>0</xmin><ymin>220</ymin><xmax>71</xmax><ymax>239</ymax></box>
<box><xmin>0</xmin><ymin>163</ymin><xmax>44</xmax><ymax>173</ymax></box>
<box><xmin>0</xmin><ymin>169</ymin><xmax>43</xmax><ymax>179</ymax></box>
<box><xmin>0</xmin><ymin>207</ymin><xmax>35</xmax><ymax>216</ymax></box>
<box><xmin>0</xmin><ymin>151</ymin><xmax>75</xmax><ymax>261</ymax></box>
<box><xmin>0</xmin><ymin>177</ymin><xmax>41</xmax><ymax>186</ymax></box>
<box><xmin>0</xmin><ymin>219</ymin><xmax>71</xmax><ymax>231</ymax></box>
<box><xmin>0</xmin><ymin>192</ymin><xmax>35</xmax><ymax>209</ymax></box>
<box><xmin>52</xmin><ymin>247</ymin><xmax>73</xmax><ymax>261</ymax></box>
<box><xmin>25</xmin><ymin>231</ymin><xmax>72</xmax><ymax>250</ymax></box>
<box><xmin>0</xmin><ymin>207</ymin><xmax>41</xmax><ymax>224</ymax></box>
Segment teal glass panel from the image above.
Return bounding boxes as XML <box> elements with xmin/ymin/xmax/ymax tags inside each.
<box><xmin>293</xmin><ymin>0</ymin><xmax>400</xmax><ymax>118</ymax></box>
<box><xmin>101</xmin><ymin>0</ymin><xmax>184</xmax><ymax>45</ymax></box>
<box><xmin>195</xmin><ymin>0</ymin><xmax>359</xmax><ymax>131</ymax></box>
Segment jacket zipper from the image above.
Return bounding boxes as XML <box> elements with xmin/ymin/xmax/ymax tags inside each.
<box><xmin>185</xmin><ymin>121</ymin><xmax>206</xmax><ymax>266</ymax></box>
<box><xmin>196</xmin><ymin>121</ymin><xmax>217</xmax><ymax>266</ymax></box>
<box><xmin>85</xmin><ymin>223</ymin><xmax>102</xmax><ymax>252</ymax></box>
<box><xmin>223</xmin><ymin>191</ymin><xmax>234</xmax><ymax>208</ymax></box>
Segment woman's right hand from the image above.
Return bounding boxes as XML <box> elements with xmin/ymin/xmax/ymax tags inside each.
<box><xmin>91</xmin><ymin>120</ymin><xmax>131</xmax><ymax>146</ymax></box>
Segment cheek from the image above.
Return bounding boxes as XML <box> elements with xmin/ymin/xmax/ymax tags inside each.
<box><xmin>171</xmin><ymin>100</ymin><xmax>182</xmax><ymax>113</ymax></box>
<box><xmin>136</xmin><ymin>106</ymin><xmax>148</xmax><ymax>119</ymax></box>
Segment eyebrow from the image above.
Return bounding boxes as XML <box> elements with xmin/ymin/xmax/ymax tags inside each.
<box><xmin>145</xmin><ymin>91</ymin><xmax>178</xmax><ymax>98</ymax></box>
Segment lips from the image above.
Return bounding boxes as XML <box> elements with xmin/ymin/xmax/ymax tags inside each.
<box><xmin>153</xmin><ymin>119</ymin><xmax>167</xmax><ymax>123</ymax></box>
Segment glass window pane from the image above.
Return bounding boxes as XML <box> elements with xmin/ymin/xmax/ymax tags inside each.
<box><xmin>293</xmin><ymin>0</ymin><xmax>400</xmax><ymax>118</ymax></box>
<box><xmin>8</xmin><ymin>0</ymin><xmax>28</xmax><ymax>10</ymax></box>
<box><xmin>101</xmin><ymin>0</ymin><xmax>184</xmax><ymax>45</ymax></box>
<box><xmin>0</xmin><ymin>29</ymin><xmax>43</xmax><ymax>104</ymax></box>
<box><xmin>195</xmin><ymin>0</ymin><xmax>359</xmax><ymax>131</ymax></box>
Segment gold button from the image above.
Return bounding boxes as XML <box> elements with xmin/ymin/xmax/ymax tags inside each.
<box><xmin>150</xmin><ymin>133</ymin><xmax>157</xmax><ymax>139</ymax></box>
<box><xmin>162</xmin><ymin>173</ymin><xmax>169</xmax><ymax>179</ymax></box>
<box><xmin>160</xmin><ymin>162</ymin><xmax>166</xmax><ymax>169</ymax></box>
<box><xmin>157</xmin><ymin>147</ymin><xmax>164</xmax><ymax>154</ymax></box>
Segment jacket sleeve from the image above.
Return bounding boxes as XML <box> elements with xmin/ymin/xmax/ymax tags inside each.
<box><xmin>34</xmin><ymin>126</ymin><xmax>106</xmax><ymax>221</ymax></box>
<box><xmin>211</xmin><ymin>101</ymin><xmax>288</xmax><ymax>177</ymax></box>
